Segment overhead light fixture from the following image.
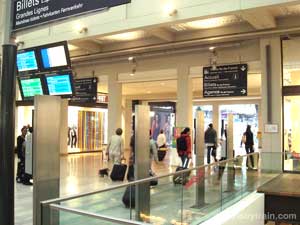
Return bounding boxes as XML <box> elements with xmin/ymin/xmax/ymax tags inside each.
<box><xmin>163</xmin><ymin>2</ymin><xmax>177</xmax><ymax>16</ymax></box>
<box><xmin>68</xmin><ymin>44</ymin><xmax>79</xmax><ymax>51</ymax></box>
<box><xmin>15</xmin><ymin>38</ymin><xmax>24</xmax><ymax>47</ymax></box>
<box><xmin>186</xmin><ymin>15</ymin><xmax>238</xmax><ymax>29</ymax></box>
<box><xmin>209</xmin><ymin>46</ymin><xmax>215</xmax><ymax>51</ymax></box>
<box><xmin>102</xmin><ymin>31</ymin><xmax>145</xmax><ymax>41</ymax></box>
<box><xmin>74</xmin><ymin>23</ymin><xmax>88</xmax><ymax>34</ymax></box>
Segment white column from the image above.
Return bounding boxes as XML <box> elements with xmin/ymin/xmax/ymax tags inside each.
<box><xmin>177</xmin><ymin>65</ymin><xmax>193</xmax><ymax>129</ymax></box>
<box><xmin>212</xmin><ymin>103</ymin><xmax>220</xmax><ymax>139</ymax></box>
<box><xmin>124</xmin><ymin>99</ymin><xmax>132</xmax><ymax>149</ymax></box>
<box><xmin>108</xmin><ymin>73</ymin><xmax>122</xmax><ymax>139</ymax></box>
<box><xmin>260</xmin><ymin>37</ymin><xmax>282</xmax><ymax>171</ymax></box>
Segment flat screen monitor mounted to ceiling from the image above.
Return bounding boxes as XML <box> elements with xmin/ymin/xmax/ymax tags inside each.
<box><xmin>16</xmin><ymin>41</ymin><xmax>71</xmax><ymax>75</ymax></box>
<box><xmin>39</xmin><ymin>41</ymin><xmax>71</xmax><ymax>71</ymax></box>
<box><xmin>16</xmin><ymin>48</ymin><xmax>39</xmax><ymax>74</ymax></box>
<box><xmin>44</xmin><ymin>71</ymin><xmax>74</xmax><ymax>98</ymax></box>
<box><xmin>18</xmin><ymin>76</ymin><xmax>45</xmax><ymax>100</ymax></box>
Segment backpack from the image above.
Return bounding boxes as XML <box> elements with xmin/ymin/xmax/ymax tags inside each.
<box><xmin>177</xmin><ymin>136</ymin><xmax>187</xmax><ymax>153</ymax></box>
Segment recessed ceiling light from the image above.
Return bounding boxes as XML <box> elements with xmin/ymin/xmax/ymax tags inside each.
<box><xmin>130</xmin><ymin>73</ymin><xmax>135</xmax><ymax>77</ymax></box>
<box><xmin>68</xmin><ymin>44</ymin><xmax>79</xmax><ymax>51</ymax></box>
<box><xmin>102</xmin><ymin>31</ymin><xmax>145</xmax><ymax>41</ymax></box>
<box><xmin>186</xmin><ymin>15</ymin><xmax>239</xmax><ymax>29</ymax></box>
<box><xmin>209</xmin><ymin>46</ymin><xmax>215</xmax><ymax>51</ymax></box>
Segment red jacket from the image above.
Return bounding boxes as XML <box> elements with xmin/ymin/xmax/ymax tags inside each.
<box><xmin>178</xmin><ymin>134</ymin><xmax>191</xmax><ymax>156</ymax></box>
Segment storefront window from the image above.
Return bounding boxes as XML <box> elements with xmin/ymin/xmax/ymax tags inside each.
<box><xmin>68</xmin><ymin>107</ymin><xmax>108</xmax><ymax>153</ymax></box>
<box><xmin>282</xmin><ymin>38</ymin><xmax>300</xmax><ymax>172</ymax></box>
<box><xmin>283</xmin><ymin>39</ymin><xmax>300</xmax><ymax>86</ymax></box>
<box><xmin>219</xmin><ymin>104</ymin><xmax>258</xmax><ymax>155</ymax></box>
<box><xmin>284</xmin><ymin>96</ymin><xmax>300</xmax><ymax>172</ymax></box>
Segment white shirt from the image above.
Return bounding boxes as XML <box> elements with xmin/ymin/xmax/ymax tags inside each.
<box><xmin>107</xmin><ymin>135</ymin><xmax>124</xmax><ymax>155</ymax></box>
<box><xmin>157</xmin><ymin>133</ymin><xmax>166</xmax><ymax>147</ymax></box>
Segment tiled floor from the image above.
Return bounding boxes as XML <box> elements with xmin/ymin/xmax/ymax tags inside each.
<box><xmin>14</xmin><ymin>150</ymin><xmax>278</xmax><ymax>225</ymax></box>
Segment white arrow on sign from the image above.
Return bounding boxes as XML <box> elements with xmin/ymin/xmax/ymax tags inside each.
<box><xmin>241</xmin><ymin>89</ymin><xmax>246</xmax><ymax>94</ymax></box>
<box><xmin>241</xmin><ymin>65</ymin><xmax>246</xmax><ymax>71</ymax></box>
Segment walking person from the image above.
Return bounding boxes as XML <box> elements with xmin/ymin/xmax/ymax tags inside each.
<box><xmin>242</xmin><ymin>125</ymin><xmax>255</xmax><ymax>168</ymax></box>
<box><xmin>16</xmin><ymin>126</ymin><xmax>32</xmax><ymax>185</ymax></box>
<box><xmin>157</xmin><ymin>129</ymin><xmax>167</xmax><ymax>148</ymax></box>
<box><xmin>205</xmin><ymin>123</ymin><xmax>218</xmax><ymax>164</ymax></box>
<box><xmin>149</xmin><ymin>130</ymin><xmax>159</xmax><ymax>175</ymax></box>
<box><xmin>107</xmin><ymin>128</ymin><xmax>124</xmax><ymax>164</ymax></box>
<box><xmin>176</xmin><ymin>127</ymin><xmax>192</xmax><ymax>169</ymax></box>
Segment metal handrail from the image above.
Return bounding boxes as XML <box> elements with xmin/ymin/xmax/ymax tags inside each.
<box><xmin>41</xmin><ymin>152</ymin><xmax>260</xmax><ymax>206</ymax></box>
<box><xmin>50</xmin><ymin>204</ymin><xmax>149</xmax><ymax>225</ymax></box>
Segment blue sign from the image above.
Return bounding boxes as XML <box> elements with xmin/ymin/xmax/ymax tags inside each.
<box><xmin>13</xmin><ymin>0</ymin><xmax>131</xmax><ymax>30</ymax></box>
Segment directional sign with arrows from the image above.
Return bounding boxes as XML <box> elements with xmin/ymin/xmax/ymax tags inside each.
<box><xmin>203</xmin><ymin>64</ymin><xmax>248</xmax><ymax>97</ymax></box>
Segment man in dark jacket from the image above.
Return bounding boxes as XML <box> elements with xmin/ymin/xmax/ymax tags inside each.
<box><xmin>205</xmin><ymin>123</ymin><xmax>217</xmax><ymax>164</ymax></box>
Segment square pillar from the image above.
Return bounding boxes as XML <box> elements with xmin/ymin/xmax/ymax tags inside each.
<box><xmin>177</xmin><ymin>65</ymin><xmax>193</xmax><ymax>129</ymax></box>
<box><xmin>260</xmin><ymin>37</ymin><xmax>282</xmax><ymax>171</ymax></box>
<box><xmin>108</xmin><ymin>73</ymin><xmax>122</xmax><ymax>139</ymax></box>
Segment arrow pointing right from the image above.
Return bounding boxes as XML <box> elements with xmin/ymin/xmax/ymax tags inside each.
<box><xmin>241</xmin><ymin>89</ymin><xmax>246</xmax><ymax>94</ymax></box>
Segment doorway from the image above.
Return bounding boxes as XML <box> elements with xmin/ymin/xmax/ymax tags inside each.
<box><xmin>283</xmin><ymin>95</ymin><xmax>300</xmax><ymax>172</ymax></box>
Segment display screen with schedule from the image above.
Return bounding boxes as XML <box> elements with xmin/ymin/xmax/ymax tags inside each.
<box><xmin>17</xmin><ymin>50</ymin><xmax>38</xmax><ymax>72</ymax></box>
<box><xmin>46</xmin><ymin>74</ymin><xmax>73</xmax><ymax>96</ymax></box>
<box><xmin>20</xmin><ymin>78</ymin><xmax>44</xmax><ymax>98</ymax></box>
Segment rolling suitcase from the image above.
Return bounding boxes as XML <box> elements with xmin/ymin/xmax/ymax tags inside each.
<box><xmin>173</xmin><ymin>158</ymin><xmax>191</xmax><ymax>185</ymax></box>
<box><xmin>110</xmin><ymin>163</ymin><xmax>127</xmax><ymax>181</ymax></box>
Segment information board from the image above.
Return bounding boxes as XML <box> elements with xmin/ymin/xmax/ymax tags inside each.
<box><xmin>203</xmin><ymin>64</ymin><xmax>248</xmax><ymax>97</ymax></box>
<box><xmin>17</xmin><ymin>50</ymin><xmax>38</xmax><ymax>72</ymax></box>
<box><xmin>13</xmin><ymin>0</ymin><xmax>131</xmax><ymax>30</ymax></box>
<box><xmin>20</xmin><ymin>78</ymin><xmax>44</xmax><ymax>98</ymax></box>
<box><xmin>46</xmin><ymin>74</ymin><xmax>73</xmax><ymax>96</ymax></box>
<box><xmin>72</xmin><ymin>77</ymin><xmax>98</xmax><ymax>103</ymax></box>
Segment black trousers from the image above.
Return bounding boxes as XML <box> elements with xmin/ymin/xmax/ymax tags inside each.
<box><xmin>180</xmin><ymin>155</ymin><xmax>190</xmax><ymax>169</ymax></box>
<box><xmin>207</xmin><ymin>146</ymin><xmax>217</xmax><ymax>164</ymax></box>
<box><xmin>245</xmin><ymin>145</ymin><xmax>254</xmax><ymax>167</ymax></box>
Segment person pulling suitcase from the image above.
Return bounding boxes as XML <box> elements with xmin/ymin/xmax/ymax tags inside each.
<box><xmin>173</xmin><ymin>127</ymin><xmax>192</xmax><ymax>185</ymax></box>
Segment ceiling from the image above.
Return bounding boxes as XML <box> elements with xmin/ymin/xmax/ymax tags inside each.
<box><xmin>68</xmin><ymin>4</ymin><xmax>300</xmax><ymax>58</ymax></box>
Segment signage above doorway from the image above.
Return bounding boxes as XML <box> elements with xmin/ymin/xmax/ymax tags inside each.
<box><xmin>71</xmin><ymin>77</ymin><xmax>98</xmax><ymax>103</ymax></box>
<box><xmin>203</xmin><ymin>64</ymin><xmax>248</xmax><ymax>98</ymax></box>
<box><xmin>13</xmin><ymin>0</ymin><xmax>131</xmax><ymax>30</ymax></box>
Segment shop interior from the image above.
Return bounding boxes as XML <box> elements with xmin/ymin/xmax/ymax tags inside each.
<box><xmin>283</xmin><ymin>37</ymin><xmax>300</xmax><ymax>172</ymax></box>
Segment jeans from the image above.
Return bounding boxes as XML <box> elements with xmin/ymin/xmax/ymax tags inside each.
<box><xmin>245</xmin><ymin>145</ymin><xmax>254</xmax><ymax>167</ymax></box>
<box><xmin>207</xmin><ymin>146</ymin><xmax>217</xmax><ymax>164</ymax></box>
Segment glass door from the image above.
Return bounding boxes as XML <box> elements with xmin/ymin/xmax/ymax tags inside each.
<box><xmin>284</xmin><ymin>96</ymin><xmax>300</xmax><ymax>172</ymax></box>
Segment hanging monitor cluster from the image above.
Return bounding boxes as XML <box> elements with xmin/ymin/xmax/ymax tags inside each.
<box><xmin>16</xmin><ymin>41</ymin><xmax>74</xmax><ymax>100</ymax></box>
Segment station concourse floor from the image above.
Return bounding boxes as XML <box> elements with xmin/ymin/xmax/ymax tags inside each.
<box><xmin>15</xmin><ymin>150</ymin><xmax>172</xmax><ymax>225</ymax></box>
<box><xmin>14</xmin><ymin>149</ymin><xmax>276</xmax><ymax>225</ymax></box>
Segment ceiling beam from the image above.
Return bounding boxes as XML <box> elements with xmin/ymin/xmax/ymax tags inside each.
<box><xmin>149</xmin><ymin>28</ymin><xmax>175</xmax><ymax>42</ymax></box>
<box><xmin>241</xmin><ymin>9</ymin><xmax>276</xmax><ymax>30</ymax></box>
<box><xmin>69</xmin><ymin>40</ymin><xmax>102</xmax><ymax>53</ymax></box>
